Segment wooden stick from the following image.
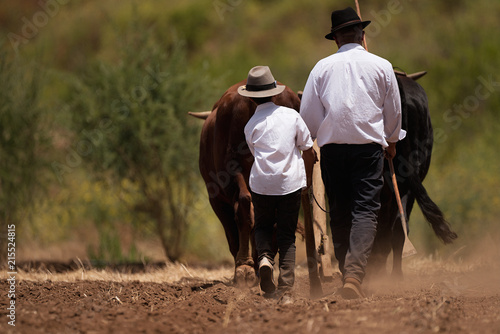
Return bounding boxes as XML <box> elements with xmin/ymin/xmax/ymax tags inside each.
<box><xmin>354</xmin><ymin>0</ymin><xmax>369</xmax><ymax>51</ymax></box>
<box><xmin>311</xmin><ymin>141</ymin><xmax>333</xmax><ymax>279</ymax></box>
<box><xmin>301</xmin><ymin>191</ymin><xmax>324</xmax><ymax>299</ymax></box>
<box><xmin>389</xmin><ymin>159</ymin><xmax>417</xmax><ymax>257</ymax></box>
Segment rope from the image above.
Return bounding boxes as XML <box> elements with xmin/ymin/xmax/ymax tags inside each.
<box><xmin>309</xmin><ymin>188</ymin><xmax>331</xmax><ymax>214</ymax></box>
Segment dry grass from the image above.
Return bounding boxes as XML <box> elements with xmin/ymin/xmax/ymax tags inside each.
<box><xmin>4</xmin><ymin>236</ymin><xmax>498</xmax><ymax>294</ymax></box>
<box><xmin>3</xmin><ymin>253</ymin><xmax>497</xmax><ymax>295</ymax></box>
<box><xmin>5</xmin><ymin>262</ymin><xmax>234</xmax><ymax>284</ymax></box>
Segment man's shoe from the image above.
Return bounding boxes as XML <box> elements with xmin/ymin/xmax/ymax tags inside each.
<box><xmin>258</xmin><ymin>257</ymin><xmax>276</xmax><ymax>294</ymax></box>
<box><xmin>276</xmin><ymin>289</ymin><xmax>293</xmax><ymax>305</ymax></box>
<box><xmin>340</xmin><ymin>277</ymin><xmax>366</xmax><ymax>299</ymax></box>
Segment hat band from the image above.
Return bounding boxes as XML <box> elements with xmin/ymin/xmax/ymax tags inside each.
<box><xmin>246</xmin><ymin>81</ymin><xmax>277</xmax><ymax>92</ymax></box>
<box><xmin>331</xmin><ymin>19</ymin><xmax>362</xmax><ymax>32</ymax></box>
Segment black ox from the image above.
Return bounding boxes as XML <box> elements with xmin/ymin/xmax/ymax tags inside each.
<box><xmin>368</xmin><ymin>72</ymin><xmax>458</xmax><ymax>277</ymax></box>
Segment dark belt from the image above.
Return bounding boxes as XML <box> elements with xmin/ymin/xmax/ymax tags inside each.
<box><xmin>322</xmin><ymin>142</ymin><xmax>380</xmax><ymax>147</ymax></box>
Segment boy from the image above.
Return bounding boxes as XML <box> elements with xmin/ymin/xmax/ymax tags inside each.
<box><xmin>239</xmin><ymin>66</ymin><xmax>316</xmax><ymax>300</ymax></box>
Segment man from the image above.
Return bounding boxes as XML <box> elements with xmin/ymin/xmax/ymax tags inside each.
<box><xmin>239</xmin><ymin>66</ymin><xmax>316</xmax><ymax>301</ymax></box>
<box><xmin>300</xmin><ymin>7</ymin><xmax>406</xmax><ymax>299</ymax></box>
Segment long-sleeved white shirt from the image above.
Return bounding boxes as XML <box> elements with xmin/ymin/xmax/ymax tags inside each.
<box><xmin>244</xmin><ymin>102</ymin><xmax>313</xmax><ymax>196</ymax></box>
<box><xmin>300</xmin><ymin>43</ymin><xmax>406</xmax><ymax>148</ymax></box>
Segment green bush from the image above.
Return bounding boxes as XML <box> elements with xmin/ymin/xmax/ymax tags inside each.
<box><xmin>0</xmin><ymin>48</ymin><xmax>50</xmax><ymax>265</ymax></box>
<box><xmin>60</xmin><ymin>22</ymin><xmax>221</xmax><ymax>262</ymax></box>
<box><xmin>1</xmin><ymin>0</ymin><xmax>499</xmax><ymax>263</ymax></box>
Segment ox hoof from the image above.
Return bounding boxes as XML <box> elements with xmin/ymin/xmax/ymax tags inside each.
<box><xmin>234</xmin><ymin>265</ymin><xmax>257</xmax><ymax>288</ymax></box>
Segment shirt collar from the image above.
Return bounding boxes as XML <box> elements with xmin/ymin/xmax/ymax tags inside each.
<box><xmin>255</xmin><ymin>101</ymin><xmax>276</xmax><ymax>112</ymax></box>
<box><xmin>337</xmin><ymin>43</ymin><xmax>365</xmax><ymax>54</ymax></box>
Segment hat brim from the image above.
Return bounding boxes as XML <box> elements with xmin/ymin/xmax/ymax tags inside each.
<box><xmin>237</xmin><ymin>84</ymin><xmax>286</xmax><ymax>98</ymax></box>
<box><xmin>325</xmin><ymin>20</ymin><xmax>371</xmax><ymax>40</ymax></box>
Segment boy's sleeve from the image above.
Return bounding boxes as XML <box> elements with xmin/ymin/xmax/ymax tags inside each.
<box><xmin>244</xmin><ymin>123</ymin><xmax>255</xmax><ymax>156</ymax></box>
<box><xmin>296</xmin><ymin>115</ymin><xmax>314</xmax><ymax>151</ymax></box>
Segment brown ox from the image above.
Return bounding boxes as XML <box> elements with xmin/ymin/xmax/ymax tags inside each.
<box><xmin>191</xmin><ymin>80</ymin><xmax>301</xmax><ymax>286</ymax></box>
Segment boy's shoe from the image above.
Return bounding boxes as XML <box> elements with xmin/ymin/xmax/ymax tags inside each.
<box><xmin>258</xmin><ymin>257</ymin><xmax>276</xmax><ymax>294</ymax></box>
<box><xmin>340</xmin><ymin>277</ymin><xmax>366</xmax><ymax>299</ymax></box>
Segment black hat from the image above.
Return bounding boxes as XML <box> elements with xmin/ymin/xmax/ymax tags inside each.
<box><xmin>325</xmin><ymin>7</ymin><xmax>371</xmax><ymax>40</ymax></box>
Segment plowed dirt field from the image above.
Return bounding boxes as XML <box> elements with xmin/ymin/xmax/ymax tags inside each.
<box><xmin>1</xmin><ymin>255</ymin><xmax>499</xmax><ymax>334</ymax></box>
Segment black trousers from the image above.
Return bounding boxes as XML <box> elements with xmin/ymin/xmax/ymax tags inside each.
<box><xmin>320</xmin><ymin>143</ymin><xmax>384</xmax><ymax>283</ymax></box>
<box><xmin>251</xmin><ymin>189</ymin><xmax>301</xmax><ymax>289</ymax></box>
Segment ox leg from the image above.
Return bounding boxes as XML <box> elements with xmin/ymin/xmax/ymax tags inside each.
<box><xmin>233</xmin><ymin>174</ymin><xmax>257</xmax><ymax>287</ymax></box>
<box><xmin>367</xmin><ymin>184</ymin><xmax>394</xmax><ymax>279</ymax></box>
<box><xmin>368</xmin><ymin>223</ymin><xmax>392</xmax><ymax>278</ymax></box>
<box><xmin>209</xmin><ymin>197</ymin><xmax>239</xmax><ymax>259</ymax></box>
<box><xmin>250</xmin><ymin>223</ymin><xmax>258</xmax><ymax>273</ymax></box>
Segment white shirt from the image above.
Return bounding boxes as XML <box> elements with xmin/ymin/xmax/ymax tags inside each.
<box><xmin>300</xmin><ymin>43</ymin><xmax>406</xmax><ymax>148</ymax></box>
<box><xmin>244</xmin><ymin>102</ymin><xmax>314</xmax><ymax>196</ymax></box>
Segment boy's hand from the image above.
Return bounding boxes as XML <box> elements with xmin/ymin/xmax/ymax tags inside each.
<box><xmin>303</xmin><ymin>147</ymin><xmax>318</xmax><ymax>188</ymax></box>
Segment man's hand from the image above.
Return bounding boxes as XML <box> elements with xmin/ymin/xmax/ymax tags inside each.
<box><xmin>303</xmin><ymin>147</ymin><xmax>318</xmax><ymax>189</ymax></box>
<box><xmin>384</xmin><ymin>142</ymin><xmax>397</xmax><ymax>160</ymax></box>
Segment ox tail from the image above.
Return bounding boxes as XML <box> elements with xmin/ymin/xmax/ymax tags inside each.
<box><xmin>188</xmin><ymin>111</ymin><xmax>211</xmax><ymax>120</ymax></box>
<box><xmin>409</xmin><ymin>175</ymin><xmax>458</xmax><ymax>244</ymax></box>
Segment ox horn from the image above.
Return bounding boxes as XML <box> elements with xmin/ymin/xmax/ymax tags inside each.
<box><xmin>188</xmin><ymin>111</ymin><xmax>211</xmax><ymax>120</ymax></box>
<box><xmin>407</xmin><ymin>71</ymin><xmax>427</xmax><ymax>81</ymax></box>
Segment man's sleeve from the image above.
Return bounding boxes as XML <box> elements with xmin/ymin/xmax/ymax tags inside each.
<box><xmin>299</xmin><ymin>71</ymin><xmax>324</xmax><ymax>139</ymax></box>
<box><xmin>383</xmin><ymin>70</ymin><xmax>406</xmax><ymax>142</ymax></box>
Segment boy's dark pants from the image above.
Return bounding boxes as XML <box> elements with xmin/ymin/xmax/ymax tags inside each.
<box><xmin>251</xmin><ymin>189</ymin><xmax>301</xmax><ymax>289</ymax></box>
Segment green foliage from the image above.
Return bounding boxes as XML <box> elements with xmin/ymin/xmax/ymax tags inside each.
<box><xmin>0</xmin><ymin>47</ymin><xmax>49</xmax><ymax>265</ymax></box>
<box><xmin>62</xmin><ymin>20</ymin><xmax>220</xmax><ymax>262</ymax></box>
<box><xmin>79</xmin><ymin>178</ymin><xmax>146</xmax><ymax>264</ymax></box>
<box><xmin>1</xmin><ymin>0</ymin><xmax>499</xmax><ymax>262</ymax></box>
<box><xmin>85</xmin><ymin>197</ymin><xmax>144</xmax><ymax>265</ymax></box>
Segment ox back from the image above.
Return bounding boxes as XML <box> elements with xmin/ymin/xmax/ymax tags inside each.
<box><xmin>368</xmin><ymin>74</ymin><xmax>457</xmax><ymax>278</ymax></box>
<box><xmin>198</xmin><ymin>80</ymin><xmax>301</xmax><ymax>286</ymax></box>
